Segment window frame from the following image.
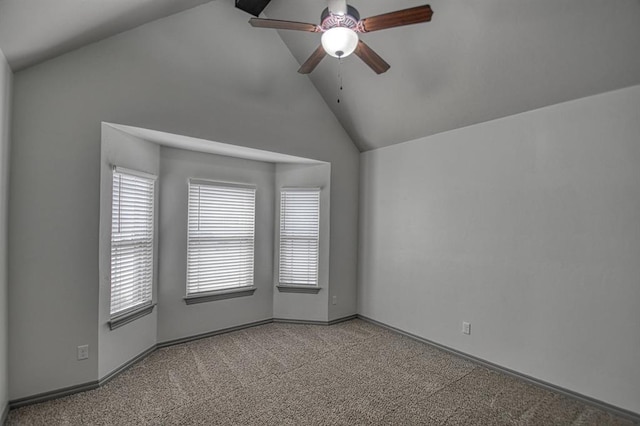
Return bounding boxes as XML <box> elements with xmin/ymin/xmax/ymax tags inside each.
<box><xmin>277</xmin><ymin>187</ymin><xmax>321</xmax><ymax>290</ymax></box>
<box><xmin>185</xmin><ymin>179</ymin><xmax>257</xmax><ymax>302</ymax></box>
<box><xmin>109</xmin><ymin>166</ymin><xmax>157</xmax><ymax>323</ymax></box>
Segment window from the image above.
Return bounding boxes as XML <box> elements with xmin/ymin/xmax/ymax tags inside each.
<box><xmin>279</xmin><ymin>188</ymin><xmax>320</xmax><ymax>286</ymax></box>
<box><xmin>110</xmin><ymin>167</ymin><xmax>156</xmax><ymax>317</ymax></box>
<box><xmin>187</xmin><ymin>180</ymin><xmax>256</xmax><ymax>295</ymax></box>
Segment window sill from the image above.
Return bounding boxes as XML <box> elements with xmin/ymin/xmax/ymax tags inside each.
<box><xmin>184</xmin><ymin>286</ymin><xmax>257</xmax><ymax>305</ymax></box>
<box><xmin>109</xmin><ymin>303</ymin><xmax>156</xmax><ymax>330</ymax></box>
<box><xmin>276</xmin><ymin>285</ymin><xmax>321</xmax><ymax>294</ymax></box>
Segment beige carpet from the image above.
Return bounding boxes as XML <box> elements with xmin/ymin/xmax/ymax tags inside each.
<box><xmin>7</xmin><ymin>319</ymin><xmax>635</xmax><ymax>425</ymax></box>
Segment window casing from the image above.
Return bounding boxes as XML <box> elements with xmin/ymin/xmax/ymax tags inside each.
<box><xmin>279</xmin><ymin>188</ymin><xmax>320</xmax><ymax>287</ymax></box>
<box><xmin>187</xmin><ymin>180</ymin><xmax>256</xmax><ymax>295</ymax></box>
<box><xmin>110</xmin><ymin>167</ymin><xmax>156</xmax><ymax>317</ymax></box>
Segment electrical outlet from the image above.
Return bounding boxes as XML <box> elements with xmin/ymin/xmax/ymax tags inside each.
<box><xmin>462</xmin><ymin>322</ymin><xmax>471</xmax><ymax>335</ymax></box>
<box><xmin>332</xmin><ymin>295</ymin><xmax>337</xmax><ymax>305</ymax></box>
<box><xmin>77</xmin><ymin>345</ymin><xmax>89</xmax><ymax>360</ymax></box>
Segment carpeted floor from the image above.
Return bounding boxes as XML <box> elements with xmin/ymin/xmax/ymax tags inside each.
<box><xmin>7</xmin><ymin>319</ymin><xmax>635</xmax><ymax>425</ymax></box>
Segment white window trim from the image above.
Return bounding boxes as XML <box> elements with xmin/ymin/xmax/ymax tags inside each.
<box><xmin>278</xmin><ymin>187</ymin><xmax>321</xmax><ymax>289</ymax></box>
<box><xmin>113</xmin><ymin>166</ymin><xmax>156</xmax><ymax>180</ymax></box>
<box><xmin>186</xmin><ymin>179</ymin><xmax>257</xmax><ymax>300</ymax></box>
<box><xmin>109</xmin><ymin>166</ymin><xmax>157</xmax><ymax>319</ymax></box>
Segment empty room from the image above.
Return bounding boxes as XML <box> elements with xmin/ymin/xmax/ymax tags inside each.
<box><xmin>0</xmin><ymin>0</ymin><xmax>639</xmax><ymax>424</ymax></box>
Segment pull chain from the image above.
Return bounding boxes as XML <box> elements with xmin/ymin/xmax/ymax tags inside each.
<box><xmin>337</xmin><ymin>56</ymin><xmax>344</xmax><ymax>103</ymax></box>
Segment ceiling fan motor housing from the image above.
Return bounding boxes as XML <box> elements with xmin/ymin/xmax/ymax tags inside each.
<box><xmin>320</xmin><ymin>5</ymin><xmax>360</xmax><ymax>31</ymax></box>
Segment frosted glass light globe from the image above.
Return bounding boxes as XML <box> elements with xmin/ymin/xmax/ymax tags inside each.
<box><xmin>321</xmin><ymin>27</ymin><xmax>358</xmax><ymax>58</ymax></box>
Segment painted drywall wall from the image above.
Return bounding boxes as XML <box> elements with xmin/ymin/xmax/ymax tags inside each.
<box><xmin>273</xmin><ymin>163</ymin><xmax>331</xmax><ymax>321</ymax></box>
<box><xmin>98</xmin><ymin>125</ymin><xmax>159</xmax><ymax>379</ymax></box>
<box><xmin>0</xmin><ymin>48</ymin><xmax>12</xmax><ymax>417</ymax></box>
<box><xmin>358</xmin><ymin>85</ymin><xmax>640</xmax><ymax>413</ymax></box>
<box><xmin>157</xmin><ymin>147</ymin><xmax>274</xmax><ymax>343</ymax></box>
<box><xmin>9</xmin><ymin>0</ymin><xmax>358</xmax><ymax>399</ymax></box>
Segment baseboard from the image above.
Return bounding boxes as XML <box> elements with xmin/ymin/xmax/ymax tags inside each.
<box><xmin>1</xmin><ymin>402</ymin><xmax>9</xmax><ymax>425</ymax></box>
<box><xmin>273</xmin><ymin>314</ymin><xmax>357</xmax><ymax>326</ymax></box>
<box><xmin>99</xmin><ymin>345</ymin><xmax>157</xmax><ymax>386</ymax></box>
<box><xmin>328</xmin><ymin>314</ymin><xmax>358</xmax><ymax>325</ymax></box>
<box><xmin>9</xmin><ymin>380</ymin><xmax>99</xmax><ymax>409</ymax></box>
<box><xmin>7</xmin><ymin>315</ymin><xmax>358</xmax><ymax>411</ymax></box>
<box><xmin>357</xmin><ymin>314</ymin><xmax>640</xmax><ymax>423</ymax></box>
<box><xmin>157</xmin><ymin>318</ymin><xmax>274</xmax><ymax>348</ymax></box>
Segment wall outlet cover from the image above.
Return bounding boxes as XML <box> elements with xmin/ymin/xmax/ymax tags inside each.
<box><xmin>77</xmin><ymin>345</ymin><xmax>89</xmax><ymax>360</ymax></box>
<box><xmin>462</xmin><ymin>322</ymin><xmax>471</xmax><ymax>335</ymax></box>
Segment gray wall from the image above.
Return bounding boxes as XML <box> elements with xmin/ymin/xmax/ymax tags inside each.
<box><xmin>98</xmin><ymin>126</ymin><xmax>160</xmax><ymax>379</ymax></box>
<box><xmin>358</xmin><ymin>85</ymin><xmax>640</xmax><ymax>413</ymax></box>
<box><xmin>157</xmin><ymin>147</ymin><xmax>274</xmax><ymax>343</ymax></box>
<box><xmin>99</xmin><ymin>131</ymin><xmax>327</xmax><ymax>374</ymax></box>
<box><xmin>0</xmin><ymin>48</ymin><xmax>12</xmax><ymax>415</ymax></box>
<box><xmin>9</xmin><ymin>0</ymin><xmax>359</xmax><ymax>399</ymax></box>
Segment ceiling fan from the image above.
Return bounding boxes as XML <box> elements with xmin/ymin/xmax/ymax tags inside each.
<box><xmin>249</xmin><ymin>0</ymin><xmax>433</xmax><ymax>74</ymax></box>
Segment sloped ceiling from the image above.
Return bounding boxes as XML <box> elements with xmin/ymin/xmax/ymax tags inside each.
<box><xmin>265</xmin><ymin>0</ymin><xmax>640</xmax><ymax>150</ymax></box>
<box><xmin>1</xmin><ymin>0</ymin><xmax>640</xmax><ymax>151</ymax></box>
<box><xmin>0</xmin><ymin>0</ymin><xmax>213</xmax><ymax>71</ymax></box>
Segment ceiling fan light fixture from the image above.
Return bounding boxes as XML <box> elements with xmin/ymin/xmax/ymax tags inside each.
<box><xmin>321</xmin><ymin>27</ymin><xmax>358</xmax><ymax>58</ymax></box>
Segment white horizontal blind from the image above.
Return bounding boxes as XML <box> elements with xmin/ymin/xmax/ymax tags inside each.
<box><xmin>187</xmin><ymin>181</ymin><xmax>256</xmax><ymax>294</ymax></box>
<box><xmin>110</xmin><ymin>168</ymin><xmax>155</xmax><ymax>316</ymax></box>
<box><xmin>279</xmin><ymin>189</ymin><xmax>320</xmax><ymax>286</ymax></box>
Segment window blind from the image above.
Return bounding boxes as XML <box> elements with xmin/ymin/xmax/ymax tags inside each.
<box><xmin>110</xmin><ymin>167</ymin><xmax>156</xmax><ymax>316</ymax></box>
<box><xmin>279</xmin><ymin>189</ymin><xmax>320</xmax><ymax>286</ymax></box>
<box><xmin>187</xmin><ymin>180</ymin><xmax>256</xmax><ymax>294</ymax></box>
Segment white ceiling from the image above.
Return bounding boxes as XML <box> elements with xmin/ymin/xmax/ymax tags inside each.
<box><xmin>106</xmin><ymin>123</ymin><xmax>324</xmax><ymax>164</ymax></box>
<box><xmin>266</xmin><ymin>0</ymin><xmax>640</xmax><ymax>150</ymax></box>
<box><xmin>0</xmin><ymin>0</ymin><xmax>212</xmax><ymax>71</ymax></box>
<box><xmin>1</xmin><ymin>0</ymin><xmax>640</xmax><ymax>151</ymax></box>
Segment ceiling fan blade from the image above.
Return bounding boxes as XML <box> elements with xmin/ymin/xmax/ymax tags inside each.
<box><xmin>354</xmin><ymin>40</ymin><xmax>390</xmax><ymax>74</ymax></box>
<box><xmin>298</xmin><ymin>45</ymin><xmax>327</xmax><ymax>74</ymax></box>
<box><xmin>249</xmin><ymin>18</ymin><xmax>318</xmax><ymax>32</ymax></box>
<box><xmin>360</xmin><ymin>5</ymin><xmax>433</xmax><ymax>33</ymax></box>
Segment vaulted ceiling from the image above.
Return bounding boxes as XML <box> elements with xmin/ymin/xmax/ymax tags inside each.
<box><xmin>1</xmin><ymin>0</ymin><xmax>640</xmax><ymax>151</ymax></box>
